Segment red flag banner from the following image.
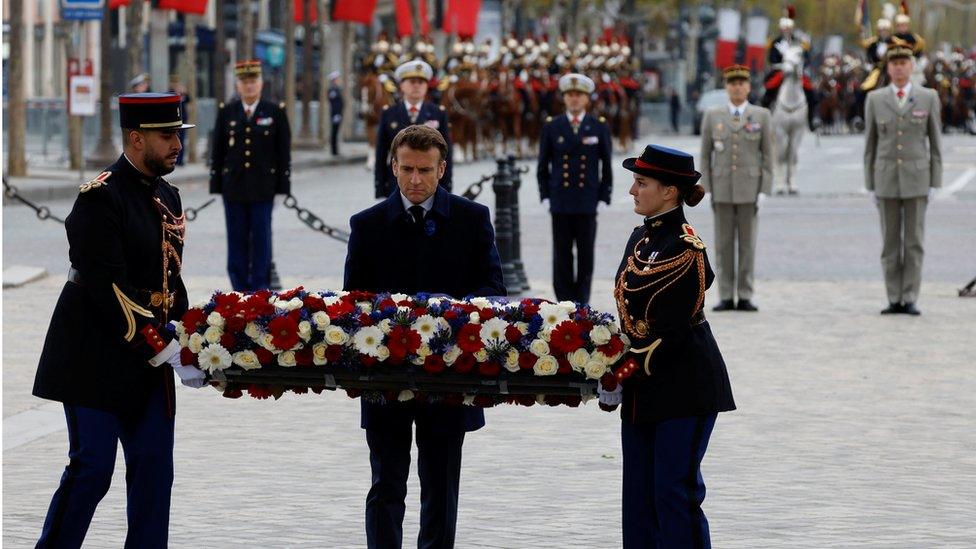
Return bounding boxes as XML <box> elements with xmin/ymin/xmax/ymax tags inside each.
<box><xmin>293</xmin><ymin>0</ymin><xmax>318</xmax><ymax>23</ymax></box>
<box><xmin>395</xmin><ymin>0</ymin><xmax>431</xmax><ymax>38</ymax></box>
<box><xmin>331</xmin><ymin>0</ymin><xmax>376</xmax><ymax>24</ymax></box>
<box><xmin>157</xmin><ymin>0</ymin><xmax>208</xmax><ymax>15</ymax></box>
<box><xmin>443</xmin><ymin>0</ymin><xmax>481</xmax><ymax>39</ymax></box>
<box><xmin>109</xmin><ymin>0</ymin><xmax>130</xmax><ymax>8</ymax></box>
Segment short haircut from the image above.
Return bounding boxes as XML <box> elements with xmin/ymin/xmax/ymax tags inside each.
<box><xmin>390</xmin><ymin>124</ymin><xmax>447</xmax><ymax>163</ymax></box>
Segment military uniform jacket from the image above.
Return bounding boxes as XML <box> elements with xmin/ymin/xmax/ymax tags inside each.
<box><xmin>374</xmin><ymin>100</ymin><xmax>452</xmax><ymax>198</ymax></box>
<box><xmin>536</xmin><ymin>113</ymin><xmax>613</xmax><ymax>215</ymax></box>
<box><xmin>328</xmin><ymin>85</ymin><xmax>344</xmax><ymax>123</ymax></box>
<box><xmin>864</xmin><ymin>85</ymin><xmax>942</xmax><ymax>198</ymax></box>
<box><xmin>864</xmin><ymin>35</ymin><xmax>894</xmax><ymax>66</ymax></box>
<box><xmin>210</xmin><ymin>98</ymin><xmax>291</xmax><ymax>203</ymax></box>
<box><xmin>767</xmin><ymin>33</ymin><xmax>811</xmax><ymax>67</ymax></box>
<box><xmin>699</xmin><ymin>104</ymin><xmax>774</xmax><ymax>204</ymax></box>
<box><xmin>613</xmin><ymin>207</ymin><xmax>735</xmax><ymax>424</ymax></box>
<box><xmin>33</xmin><ymin>156</ymin><xmax>189</xmax><ymax>415</ymax></box>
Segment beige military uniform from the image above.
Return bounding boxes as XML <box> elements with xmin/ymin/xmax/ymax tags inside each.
<box><xmin>864</xmin><ymin>84</ymin><xmax>942</xmax><ymax>305</ymax></box>
<box><xmin>699</xmin><ymin>103</ymin><xmax>774</xmax><ymax>302</ymax></box>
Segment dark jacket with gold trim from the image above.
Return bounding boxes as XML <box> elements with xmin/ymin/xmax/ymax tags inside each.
<box><xmin>33</xmin><ymin>155</ymin><xmax>188</xmax><ymax>414</ymax></box>
<box><xmin>210</xmin><ymin>97</ymin><xmax>291</xmax><ymax>203</ymax></box>
<box><xmin>613</xmin><ymin>206</ymin><xmax>735</xmax><ymax>423</ymax></box>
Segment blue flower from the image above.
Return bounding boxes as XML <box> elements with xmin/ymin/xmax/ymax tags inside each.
<box><xmin>424</xmin><ymin>219</ymin><xmax>436</xmax><ymax>236</ymax></box>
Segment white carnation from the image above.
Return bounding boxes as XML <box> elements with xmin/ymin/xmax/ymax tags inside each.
<box><xmin>533</xmin><ymin>355</ymin><xmax>559</xmax><ymax>376</ymax></box>
<box><xmin>232</xmin><ymin>350</ymin><xmax>261</xmax><ymax>370</ymax></box>
<box><xmin>378</xmin><ymin>319</ymin><xmax>392</xmax><ymax>335</ymax></box>
<box><xmin>274</xmin><ymin>297</ymin><xmax>303</xmax><ymax>312</ymax></box>
<box><xmin>557</xmin><ymin>300</ymin><xmax>577</xmax><ymax>314</ymax></box>
<box><xmin>354</xmin><ymin>326</ymin><xmax>384</xmax><ymax>357</ymax></box>
<box><xmin>390</xmin><ymin>293</ymin><xmax>410</xmax><ymax>303</ymax></box>
<box><xmin>322</xmin><ymin>295</ymin><xmax>342</xmax><ymax>306</ymax></box>
<box><xmin>469</xmin><ymin>312</ymin><xmax>480</xmax><ymax>324</ymax></box>
<box><xmin>412</xmin><ymin>315</ymin><xmax>438</xmax><ymax>343</ymax></box>
<box><xmin>469</xmin><ymin>297</ymin><xmax>491</xmax><ymax>309</ymax></box>
<box><xmin>277</xmin><ymin>351</ymin><xmax>297</xmax><ymax>367</ymax></box>
<box><xmin>539</xmin><ymin>302</ymin><xmax>570</xmax><ymax>328</ymax></box>
<box><xmin>198</xmin><ymin>344</ymin><xmax>232</xmax><ymax>373</ymax></box>
<box><xmin>480</xmin><ymin>317</ymin><xmax>509</xmax><ymax>344</ymax></box>
<box><xmin>206</xmin><ymin>312</ymin><xmax>225</xmax><ymax>328</ymax></box>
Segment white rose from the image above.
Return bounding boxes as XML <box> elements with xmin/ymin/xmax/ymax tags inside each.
<box><xmin>187</xmin><ymin>333</ymin><xmax>205</xmax><ymax>353</ymax></box>
<box><xmin>589</xmin><ymin>325</ymin><xmax>612</xmax><ymax>346</ymax></box>
<box><xmin>469</xmin><ymin>312</ymin><xmax>480</xmax><ymax>324</ymax></box>
<box><xmin>298</xmin><ymin>321</ymin><xmax>312</xmax><ymax>341</ymax></box>
<box><xmin>206</xmin><ymin>312</ymin><xmax>225</xmax><ymax>328</ymax></box>
<box><xmin>539</xmin><ymin>327</ymin><xmax>552</xmax><ymax>342</ymax></box>
<box><xmin>398</xmin><ymin>389</ymin><xmax>415</xmax><ymax>402</ymax></box>
<box><xmin>312</xmin><ymin>311</ymin><xmax>331</xmax><ymax>330</ymax></box>
<box><xmin>244</xmin><ymin>322</ymin><xmax>262</xmax><ymax>339</ymax></box>
<box><xmin>474</xmin><ymin>349</ymin><xmax>488</xmax><ymax>363</ymax></box>
<box><xmin>469</xmin><ymin>297</ymin><xmax>491</xmax><ymax>309</ymax></box>
<box><xmin>417</xmin><ymin>344</ymin><xmax>432</xmax><ymax>358</ymax></box>
<box><xmin>233</xmin><ymin>350</ymin><xmax>261</xmax><ymax>370</ymax></box>
<box><xmin>504</xmin><ymin>349</ymin><xmax>519</xmax><ymax>372</ymax></box>
<box><xmin>443</xmin><ymin>345</ymin><xmax>462</xmax><ymax>366</ymax></box>
<box><xmin>411</xmin><ymin>355</ymin><xmax>426</xmax><ymax>366</ymax></box>
<box><xmin>376</xmin><ymin>345</ymin><xmax>390</xmax><ymax>362</ymax></box>
<box><xmin>277</xmin><ymin>350</ymin><xmax>297</xmax><ymax>367</ymax></box>
<box><xmin>529</xmin><ymin>339</ymin><xmax>550</xmax><ymax>357</ymax></box>
<box><xmin>260</xmin><ymin>333</ymin><xmax>277</xmax><ymax>351</ymax></box>
<box><xmin>568</xmin><ymin>348</ymin><xmax>590</xmax><ymax>372</ymax></box>
<box><xmin>533</xmin><ymin>355</ymin><xmax>559</xmax><ymax>376</ymax></box>
<box><xmin>516</xmin><ymin>322</ymin><xmax>529</xmax><ymax>335</ymax></box>
<box><xmin>198</xmin><ymin>344</ymin><xmax>232</xmax><ymax>373</ymax></box>
<box><xmin>274</xmin><ymin>297</ymin><xmax>303</xmax><ymax>312</ymax></box>
<box><xmin>204</xmin><ymin>325</ymin><xmax>223</xmax><ymax>344</ymax></box>
<box><xmin>584</xmin><ymin>359</ymin><xmax>608</xmax><ymax>380</ymax></box>
<box><xmin>312</xmin><ymin>343</ymin><xmax>329</xmax><ymax>365</ymax></box>
<box><xmin>325</xmin><ymin>326</ymin><xmax>349</xmax><ymax>346</ymax></box>
<box><xmin>378</xmin><ymin>319</ymin><xmax>392</xmax><ymax>335</ymax></box>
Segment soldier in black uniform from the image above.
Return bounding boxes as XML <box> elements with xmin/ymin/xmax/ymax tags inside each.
<box><xmin>327</xmin><ymin>70</ymin><xmax>344</xmax><ymax>156</ymax></box>
<box><xmin>33</xmin><ymin>93</ymin><xmax>206</xmax><ymax>548</ymax></box>
<box><xmin>374</xmin><ymin>59</ymin><xmax>452</xmax><ymax>199</ymax></box>
<box><xmin>210</xmin><ymin>60</ymin><xmax>291</xmax><ymax>291</ymax></box>
<box><xmin>536</xmin><ymin>73</ymin><xmax>613</xmax><ymax>305</ymax></box>
<box><xmin>599</xmin><ymin>144</ymin><xmax>735</xmax><ymax>549</ymax></box>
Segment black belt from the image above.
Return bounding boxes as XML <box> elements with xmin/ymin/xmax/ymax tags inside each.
<box><xmin>691</xmin><ymin>310</ymin><xmax>706</xmax><ymax>325</ymax></box>
<box><xmin>67</xmin><ymin>268</ymin><xmax>175</xmax><ymax>310</ymax></box>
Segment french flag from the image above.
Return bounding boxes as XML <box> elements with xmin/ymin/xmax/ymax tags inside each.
<box><xmin>714</xmin><ymin>8</ymin><xmax>741</xmax><ymax>69</ymax></box>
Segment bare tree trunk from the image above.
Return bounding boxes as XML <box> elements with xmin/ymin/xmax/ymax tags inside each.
<box><xmin>285</xmin><ymin>0</ymin><xmax>297</xmax><ymax>128</ymax></box>
<box><xmin>63</xmin><ymin>23</ymin><xmax>83</xmax><ymax>170</ymax></box>
<box><xmin>93</xmin><ymin>5</ymin><xmax>117</xmax><ymax>163</ymax></box>
<box><xmin>317</xmin><ymin>0</ymin><xmax>329</xmax><ymax>146</ymax></box>
<box><xmin>184</xmin><ymin>15</ymin><xmax>199</xmax><ymax>163</ymax></box>
<box><xmin>126</xmin><ymin>0</ymin><xmax>145</xmax><ymax>79</ymax></box>
<box><xmin>239</xmin><ymin>0</ymin><xmax>253</xmax><ymax>61</ymax></box>
<box><xmin>341</xmin><ymin>22</ymin><xmax>353</xmax><ymax>140</ymax></box>
<box><xmin>7</xmin><ymin>0</ymin><xmax>27</xmax><ymax>176</ymax></box>
<box><xmin>410</xmin><ymin>0</ymin><xmax>422</xmax><ymax>41</ymax></box>
<box><xmin>214</xmin><ymin>0</ymin><xmax>227</xmax><ymax>102</ymax></box>
<box><xmin>299</xmin><ymin>0</ymin><xmax>313</xmax><ymax>139</ymax></box>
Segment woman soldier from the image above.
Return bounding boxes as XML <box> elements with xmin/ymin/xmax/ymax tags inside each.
<box><xmin>599</xmin><ymin>144</ymin><xmax>736</xmax><ymax>549</ymax></box>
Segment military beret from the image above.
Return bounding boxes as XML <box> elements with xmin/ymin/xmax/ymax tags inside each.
<box><xmin>395</xmin><ymin>60</ymin><xmax>434</xmax><ymax>82</ymax></box>
<box><xmin>558</xmin><ymin>73</ymin><xmax>595</xmax><ymax>94</ymax></box>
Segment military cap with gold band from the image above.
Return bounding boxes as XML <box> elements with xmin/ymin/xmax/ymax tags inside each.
<box><xmin>723</xmin><ymin>64</ymin><xmax>750</xmax><ymax>82</ymax></box>
<box><xmin>234</xmin><ymin>60</ymin><xmax>262</xmax><ymax>79</ymax></box>
<box><xmin>885</xmin><ymin>46</ymin><xmax>914</xmax><ymax>63</ymax></box>
<box><xmin>558</xmin><ymin>73</ymin><xmax>595</xmax><ymax>94</ymax></box>
<box><xmin>394</xmin><ymin>59</ymin><xmax>434</xmax><ymax>82</ymax></box>
<box><xmin>118</xmin><ymin>93</ymin><xmax>195</xmax><ymax>130</ymax></box>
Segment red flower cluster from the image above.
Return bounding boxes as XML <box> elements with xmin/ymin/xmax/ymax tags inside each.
<box><xmin>456</xmin><ymin>323</ymin><xmax>484</xmax><ymax>353</ymax></box>
<box><xmin>268</xmin><ymin>316</ymin><xmax>300</xmax><ymax>350</ymax></box>
<box><xmin>550</xmin><ymin>322</ymin><xmax>585</xmax><ymax>353</ymax></box>
<box><xmin>387</xmin><ymin>326</ymin><xmax>421</xmax><ymax>363</ymax></box>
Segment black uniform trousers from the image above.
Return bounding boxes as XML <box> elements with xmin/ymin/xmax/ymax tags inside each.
<box><xmin>331</xmin><ymin>121</ymin><xmax>341</xmax><ymax>156</ymax></box>
<box><xmin>621</xmin><ymin>414</ymin><xmax>717</xmax><ymax>549</ymax></box>
<box><xmin>36</xmin><ymin>380</ymin><xmax>173</xmax><ymax>549</ymax></box>
<box><xmin>365</xmin><ymin>413</ymin><xmax>465</xmax><ymax>549</ymax></box>
<box><xmin>551</xmin><ymin>212</ymin><xmax>597</xmax><ymax>305</ymax></box>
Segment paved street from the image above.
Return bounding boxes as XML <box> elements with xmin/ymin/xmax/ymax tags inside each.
<box><xmin>4</xmin><ymin>132</ymin><xmax>976</xmax><ymax>548</ymax></box>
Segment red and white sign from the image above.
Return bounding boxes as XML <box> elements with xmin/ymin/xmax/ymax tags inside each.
<box><xmin>714</xmin><ymin>8</ymin><xmax>741</xmax><ymax>69</ymax></box>
<box><xmin>69</xmin><ymin>75</ymin><xmax>98</xmax><ymax>116</ymax></box>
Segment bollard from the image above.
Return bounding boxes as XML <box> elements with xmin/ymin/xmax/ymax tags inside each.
<box><xmin>491</xmin><ymin>157</ymin><xmax>522</xmax><ymax>295</ymax></box>
<box><xmin>506</xmin><ymin>155</ymin><xmax>530</xmax><ymax>291</ymax></box>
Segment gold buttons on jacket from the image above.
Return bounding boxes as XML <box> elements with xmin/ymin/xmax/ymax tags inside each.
<box><xmin>581</xmin><ymin>155</ymin><xmax>587</xmax><ymax>160</ymax></box>
<box><xmin>245</xmin><ymin>162</ymin><xmax>251</xmax><ymax>168</ymax></box>
<box><xmin>245</xmin><ymin>150</ymin><xmax>251</xmax><ymax>156</ymax></box>
<box><xmin>245</xmin><ymin>138</ymin><xmax>251</xmax><ymax>145</ymax></box>
<box><xmin>563</xmin><ymin>163</ymin><xmax>569</xmax><ymax>169</ymax></box>
<box><xmin>563</xmin><ymin>182</ymin><xmax>569</xmax><ymax>187</ymax></box>
<box><xmin>897</xmin><ymin>145</ymin><xmax>903</xmax><ymax>150</ymax></box>
<box><xmin>897</xmin><ymin>159</ymin><xmax>902</xmax><ymax>165</ymax></box>
<box><xmin>245</xmin><ymin>127</ymin><xmax>252</xmax><ymax>133</ymax></box>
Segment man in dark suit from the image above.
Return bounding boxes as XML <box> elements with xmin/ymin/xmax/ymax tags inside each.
<box><xmin>537</xmin><ymin>73</ymin><xmax>613</xmax><ymax>305</ymax></box>
<box><xmin>344</xmin><ymin>124</ymin><xmax>505</xmax><ymax>549</ymax></box>
<box><xmin>33</xmin><ymin>93</ymin><xmax>207</xmax><ymax>548</ymax></box>
<box><xmin>373</xmin><ymin>59</ymin><xmax>452</xmax><ymax>199</ymax></box>
<box><xmin>209</xmin><ymin>60</ymin><xmax>291</xmax><ymax>291</ymax></box>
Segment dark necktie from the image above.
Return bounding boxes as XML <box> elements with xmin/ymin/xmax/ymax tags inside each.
<box><xmin>408</xmin><ymin>205</ymin><xmax>425</xmax><ymax>225</ymax></box>
<box><xmin>733</xmin><ymin>109</ymin><xmax>741</xmax><ymax>122</ymax></box>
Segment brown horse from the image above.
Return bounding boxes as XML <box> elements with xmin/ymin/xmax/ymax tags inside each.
<box><xmin>489</xmin><ymin>70</ymin><xmax>524</xmax><ymax>157</ymax></box>
<box><xmin>441</xmin><ymin>75</ymin><xmax>485</xmax><ymax>162</ymax></box>
<box><xmin>359</xmin><ymin>72</ymin><xmax>394</xmax><ymax>169</ymax></box>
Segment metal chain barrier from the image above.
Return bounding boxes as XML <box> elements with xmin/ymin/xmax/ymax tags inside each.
<box><xmin>282</xmin><ymin>194</ymin><xmax>352</xmax><ymax>243</ymax></box>
<box><xmin>461</xmin><ymin>173</ymin><xmax>493</xmax><ymax>201</ymax></box>
<box><xmin>2</xmin><ymin>176</ymin><xmax>67</xmax><ymax>224</ymax></box>
<box><xmin>184</xmin><ymin>197</ymin><xmax>216</xmax><ymax>221</ymax></box>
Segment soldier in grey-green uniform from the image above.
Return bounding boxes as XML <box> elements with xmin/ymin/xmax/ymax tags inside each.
<box><xmin>699</xmin><ymin>64</ymin><xmax>774</xmax><ymax>312</ymax></box>
<box><xmin>864</xmin><ymin>46</ymin><xmax>942</xmax><ymax>316</ymax></box>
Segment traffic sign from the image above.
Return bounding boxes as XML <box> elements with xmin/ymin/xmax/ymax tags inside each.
<box><xmin>61</xmin><ymin>0</ymin><xmax>104</xmax><ymax>21</ymax></box>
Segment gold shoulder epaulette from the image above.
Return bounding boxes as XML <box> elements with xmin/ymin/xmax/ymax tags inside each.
<box><xmin>437</xmin><ymin>79</ymin><xmax>450</xmax><ymax>91</ymax></box>
<box><xmin>279</xmin><ymin>101</ymin><xmax>286</xmax><ymax>109</ymax></box>
<box><xmin>80</xmin><ymin>171</ymin><xmax>112</xmax><ymax>193</ymax></box>
<box><xmin>680</xmin><ymin>223</ymin><xmax>706</xmax><ymax>250</ymax></box>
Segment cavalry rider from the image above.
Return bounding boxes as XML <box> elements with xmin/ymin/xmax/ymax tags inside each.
<box><xmin>862</xmin><ymin>18</ymin><xmax>895</xmax><ymax>91</ymax></box>
<box><xmin>761</xmin><ymin>10</ymin><xmax>817</xmax><ymax>131</ymax></box>
<box><xmin>891</xmin><ymin>12</ymin><xmax>925</xmax><ymax>56</ymax></box>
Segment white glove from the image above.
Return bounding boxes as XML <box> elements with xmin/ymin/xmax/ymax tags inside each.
<box><xmin>871</xmin><ymin>191</ymin><xmax>880</xmax><ymax>206</ymax></box>
<box><xmin>598</xmin><ymin>383</ymin><xmax>623</xmax><ymax>407</ymax></box>
<box><xmin>757</xmin><ymin>192</ymin><xmax>767</xmax><ymax>208</ymax></box>
<box><xmin>173</xmin><ymin>365</ymin><xmax>207</xmax><ymax>388</ymax></box>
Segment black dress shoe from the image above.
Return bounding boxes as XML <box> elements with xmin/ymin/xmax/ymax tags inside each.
<box><xmin>880</xmin><ymin>303</ymin><xmax>903</xmax><ymax>315</ymax></box>
<box><xmin>902</xmin><ymin>303</ymin><xmax>921</xmax><ymax>316</ymax></box>
<box><xmin>736</xmin><ymin>299</ymin><xmax>759</xmax><ymax>312</ymax></box>
<box><xmin>712</xmin><ymin>300</ymin><xmax>735</xmax><ymax>312</ymax></box>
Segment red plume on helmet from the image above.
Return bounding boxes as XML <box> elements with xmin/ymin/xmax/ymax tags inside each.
<box><xmin>900</xmin><ymin>1</ymin><xmax>909</xmax><ymax>15</ymax></box>
<box><xmin>785</xmin><ymin>5</ymin><xmax>796</xmax><ymax>19</ymax></box>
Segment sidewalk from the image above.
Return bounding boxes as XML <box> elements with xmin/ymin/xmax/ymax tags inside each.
<box><xmin>3</xmin><ymin>141</ymin><xmax>370</xmax><ymax>203</ymax></box>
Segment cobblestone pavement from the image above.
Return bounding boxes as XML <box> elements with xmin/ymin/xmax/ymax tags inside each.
<box><xmin>4</xmin><ymin>133</ymin><xmax>976</xmax><ymax>548</ymax></box>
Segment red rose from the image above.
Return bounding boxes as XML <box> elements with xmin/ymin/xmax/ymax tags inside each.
<box><xmin>600</xmin><ymin>373</ymin><xmax>618</xmax><ymax>392</ymax></box>
<box><xmin>478</xmin><ymin>361</ymin><xmax>501</xmax><ymax>377</ymax></box>
<box><xmin>361</xmin><ymin>355</ymin><xmax>377</xmax><ymax>367</ymax></box>
<box><xmin>268</xmin><ymin>316</ymin><xmax>300</xmax><ymax>350</ymax></box>
<box><xmin>453</xmin><ymin>353</ymin><xmax>475</xmax><ymax>374</ymax></box>
<box><xmin>180</xmin><ymin>347</ymin><xmax>198</xmax><ymax>366</ymax></box>
<box><xmin>443</xmin><ymin>310</ymin><xmax>458</xmax><ymax>321</ymax></box>
<box><xmin>219</xmin><ymin>333</ymin><xmax>235</xmax><ymax>349</ymax></box>
<box><xmin>181</xmin><ymin>308</ymin><xmax>206</xmax><ymax>332</ymax></box>
<box><xmin>577</xmin><ymin>319</ymin><xmax>594</xmax><ymax>333</ymax></box>
<box><xmin>278</xmin><ymin>286</ymin><xmax>304</xmax><ymax>301</ymax></box>
<box><xmin>550</xmin><ymin>322</ymin><xmax>585</xmax><ymax>354</ymax></box>
<box><xmin>303</xmin><ymin>294</ymin><xmax>326</xmax><ymax>311</ymax></box>
<box><xmin>456</xmin><ymin>323</ymin><xmax>484</xmax><ymax>353</ymax></box>
<box><xmin>388</xmin><ymin>326</ymin><xmax>421</xmax><ymax>362</ymax></box>
<box><xmin>254</xmin><ymin>347</ymin><xmax>274</xmax><ymax>365</ymax></box>
<box><xmin>225</xmin><ymin>314</ymin><xmax>247</xmax><ymax>332</ymax></box>
<box><xmin>378</xmin><ymin>298</ymin><xmax>397</xmax><ymax>309</ymax></box>
<box><xmin>423</xmin><ymin>355</ymin><xmax>446</xmax><ymax>374</ymax></box>
<box><xmin>505</xmin><ymin>325</ymin><xmax>523</xmax><ymax>344</ymax></box>
<box><xmin>521</xmin><ymin>299</ymin><xmax>540</xmax><ymax>316</ymax></box>
<box><xmin>325</xmin><ymin>345</ymin><xmax>343</xmax><ymax>362</ymax></box>
<box><xmin>412</xmin><ymin>307</ymin><xmax>427</xmax><ymax>317</ymax></box>
<box><xmin>252</xmin><ymin>290</ymin><xmax>273</xmax><ymax>302</ymax></box>
<box><xmin>296</xmin><ymin>347</ymin><xmax>314</xmax><ymax>366</ymax></box>
<box><xmin>518</xmin><ymin>352</ymin><xmax>536</xmax><ymax>370</ymax></box>
<box><xmin>358</xmin><ymin>313</ymin><xmax>373</xmax><ymax>326</ymax></box>
<box><xmin>598</xmin><ymin>335</ymin><xmax>625</xmax><ymax>357</ymax></box>
<box><xmin>240</xmin><ymin>295</ymin><xmax>274</xmax><ymax>320</ymax></box>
